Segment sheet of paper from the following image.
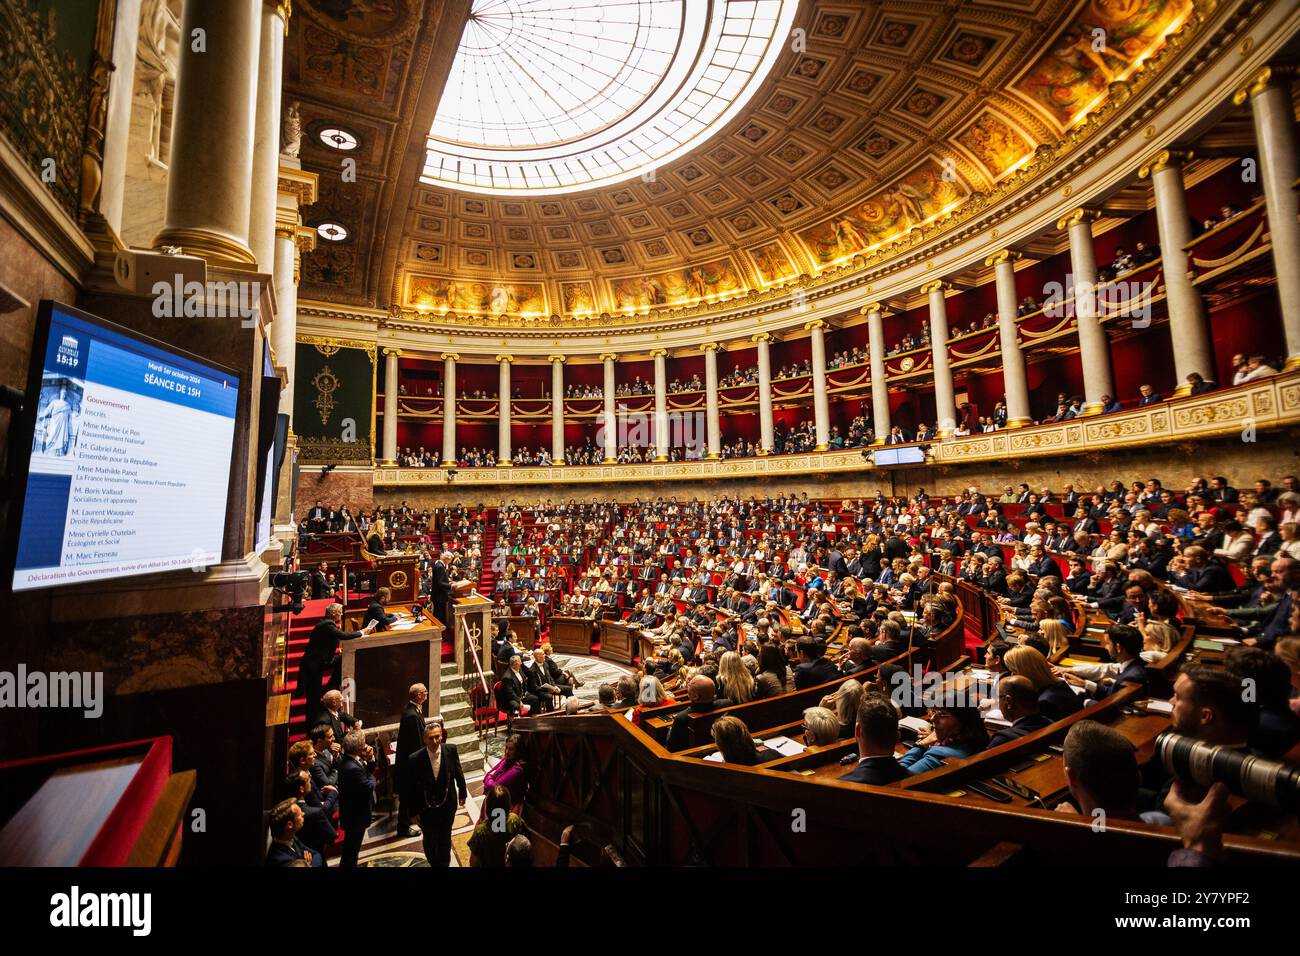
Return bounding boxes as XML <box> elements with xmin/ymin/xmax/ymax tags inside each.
<box><xmin>1146</xmin><ymin>699</ymin><xmax>1174</xmax><ymax>714</ymax></box>
<box><xmin>703</xmin><ymin>752</ymin><xmax>724</xmax><ymax>762</ymax></box>
<box><xmin>760</xmin><ymin>736</ymin><xmax>806</xmax><ymax>757</ymax></box>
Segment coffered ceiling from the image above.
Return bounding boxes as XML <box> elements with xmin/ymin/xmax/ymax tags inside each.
<box><xmin>284</xmin><ymin>0</ymin><xmax>1196</xmax><ymax>323</ymax></box>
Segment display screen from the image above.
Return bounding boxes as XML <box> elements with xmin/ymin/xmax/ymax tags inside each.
<box><xmin>11</xmin><ymin>303</ymin><xmax>240</xmax><ymax>591</ymax></box>
<box><xmin>872</xmin><ymin>446</ymin><xmax>926</xmax><ymax>467</ymax></box>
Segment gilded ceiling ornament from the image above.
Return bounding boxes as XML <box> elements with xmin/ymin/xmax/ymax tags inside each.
<box><xmin>312</xmin><ymin>365</ymin><xmax>340</xmax><ymax>426</ymax></box>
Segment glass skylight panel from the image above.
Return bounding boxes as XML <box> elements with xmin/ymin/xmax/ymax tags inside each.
<box><xmin>423</xmin><ymin>0</ymin><xmax>797</xmax><ymax>194</ymax></box>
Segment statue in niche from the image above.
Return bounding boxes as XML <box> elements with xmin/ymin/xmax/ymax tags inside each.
<box><xmin>80</xmin><ymin>54</ymin><xmax>115</xmax><ymax>215</ymax></box>
<box><xmin>282</xmin><ymin>101</ymin><xmax>302</xmax><ymax>158</ymax></box>
<box><xmin>137</xmin><ymin>0</ymin><xmax>178</xmax><ymax>169</ymax></box>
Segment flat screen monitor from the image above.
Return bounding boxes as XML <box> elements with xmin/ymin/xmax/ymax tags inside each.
<box><xmin>8</xmin><ymin>301</ymin><xmax>240</xmax><ymax>591</ymax></box>
<box><xmin>872</xmin><ymin>446</ymin><xmax>926</xmax><ymax>467</ymax></box>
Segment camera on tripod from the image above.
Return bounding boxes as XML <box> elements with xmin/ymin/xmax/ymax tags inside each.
<box><xmin>270</xmin><ymin>570</ymin><xmax>311</xmax><ymax>614</ymax></box>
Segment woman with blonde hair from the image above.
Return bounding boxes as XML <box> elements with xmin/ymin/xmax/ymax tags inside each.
<box><xmin>801</xmin><ymin>706</ymin><xmax>841</xmax><ymax>747</ymax></box>
<box><xmin>1038</xmin><ymin>618</ymin><xmax>1070</xmax><ymax>661</ymax></box>
<box><xmin>717</xmin><ymin>650</ymin><xmax>755</xmax><ymax>704</ymax></box>
<box><xmin>820</xmin><ymin>678</ymin><xmax>864</xmax><ymax>740</ymax></box>
<box><xmin>1004</xmin><ymin>644</ymin><xmax>1082</xmax><ymax>720</ymax></box>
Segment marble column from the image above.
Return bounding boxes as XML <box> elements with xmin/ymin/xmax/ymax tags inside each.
<box><xmin>154</xmin><ymin>0</ymin><xmax>262</xmax><ymax>265</ymax></box>
<box><xmin>863</xmin><ymin>304</ymin><xmax>890</xmax><ymax>444</ymax></box>
<box><xmin>271</xmin><ymin>226</ymin><xmax>306</xmax><ymax>416</ymax></box>
<box><xmin>550</xmin><ymin>355</ymin><xmax>565</xmax><ymax>464</ymax></box>
<box><xmin>497</xmin><ymin>355</ymin><xmax>513</xmax><ymax>466</ymax></box>
<box><xmin>1237</xmin><ymin>67</ymin><xmax>1300</xmax><ymax>368</ymax></box>
<box><xmin>987</xmin><ymin>252</ymin><xmax>1033</xmax><ymax>427</ymax></box>
<box><xmin>806</xmin><ymin>320</ymin><xmax>831</xmax><ymax>450</ymax></box>
<box><xmin>601</xmin><ymin>353</ymin><xmax>618</xmax><ymax>462</ymax></box>
<box><xmin>753</xmin><ymin>333</ymin><xmax>774</xmax><ymax>454</ymax></box>
<box><xmin>98</xmin><ymin>0</ymin><xmax>143</xmax><ymax>238</ymax></box>
<box><xmin>652</xmin><ymin>348</ymin><xmax>670</xmax><ymax>461</ymax></box>
<box><xmin>1058</xmin><ymin>208</ymin><xmax>1114</xmax><ymax>414</ymax></box>
<box><xmin>703</xmin><ymin>344</ymin><xmax>722</xmax><ymax>458</ymax></box>
<box><xmin>440</xmin><ymin>353</ymin><xmax>458</xmax><ymax>466</ymax></box>
<box><xmin>248</xmin><ymin>1</ymin><xmax>288</xmax><ymax>272</ymax></box>
<box><xmin>922</xmin><ymin>281</ymin><xmax>957</xmax><ymax>437</ymax></box>
<box><xmin>1139</xmin><ymin>149</ymin><xmax>1214</xmax><ymax>392</ymax></box>
<box><xmin>382</xmin><ymin>348</ymin><xmax>400</xmax><ymax>465</ymax></box>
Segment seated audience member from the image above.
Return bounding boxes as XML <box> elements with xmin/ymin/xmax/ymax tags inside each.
<box><xmin>1224</xmin><ymin>647</ymin><xmax>1300</xmax><ymax>759</ymax></box>
<box><xmin>467</xmin><ymin>784</ymin><xmax>526</xmax><ymax>867</ymax></box>
<box><xmin>481</xmin><ymin>735</ymin><xmax>528</xmax><ymax>807</ymax></box>
<box><xmin>710</xmin><ymin>714</ymin><xmax>781</xmax><ymax>766</ymax></box>
<box><xmin>985</xmin><ymin>675</ymin><xmax>1053</xmax><ymax>749</ymax></box>
<box><xmin>1004</xmin><ymin>645</ymin><xmax>1084</xmax><ymax>719</ymax></box>
<box><xmin>666</xmin><ymin>676</ymin><xmax>733</xmax><ymax>752</ymax></box>
<box><xmin>801</xmin><ymin>706</ymin><xmax>841</xmax><ymax>747</ymax></box>
<box><xmin>504</xmin><ymin>834</ymin><xmax>534</xmax><ymax>868</ymax></box>
<box><xmin>1057</xmin><ymin>720</ymin><xmax>1141</xmax><ymax>823</ymax></box>
<box><xmin>793</xmin><ymin>636</ymin><xmax>839</xmax><ymax>689</ymax></box>
<box><xmin>819</xmin><ymin>679</ymin><xmax>864</xmax><ymax>740</ymax></box>
<box><xmin>838</xmin><ymin>695</ymin><xmax>908</xmax><ymax>785</ymax></box>
<box><xmin>899</xmin><ymin>705</ymin><xmax>989</xmax><ymax>775</ymax></box>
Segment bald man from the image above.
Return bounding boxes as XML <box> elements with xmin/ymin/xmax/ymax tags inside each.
<box><xmin>985</xmin><ymin>675</ymin><xmax>1053</xmax><ymax>750</ymax></box>
<box><xmin>665</xmin><ymin>676</ymin><xmax>733</xmax><ymax>752</ymax></box>
<box><xmin>840</xmin><ymin>637</ymin><xmax>873</xmax><ymax>676</ymax></box>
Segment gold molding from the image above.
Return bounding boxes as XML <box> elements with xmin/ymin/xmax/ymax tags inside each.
<box><xmin>599</xmin><ymin>353</ymin><xmax>619</xmax><ymax>362</ymax></box>
<box><xmin>700</xmin><ymin>342</ymin><xmax>722</xmax><ymax>352</ymax></box>
<box><xmin>548</xmin><ymin>354</ymin><xmax>566</xmax><ymax>363</ymax></box>
<box><xmin>298</xmin><ymin>333</ymin><xmax>376</xmax><ymax>365</ymax></box>
<box><xmin>277</xmin><ymin>165</ymin><xmax>317</xmax><ymax>206</ymax></box>
<box><xmin>1138</xmin><ymin>148</ymin><xmax>1194</xmax><ymax>178</ymax></box>
<box><xmin>649</xmin><ymin>348</ymin><xmax>668</xmax><ymax>358</ymax></box>
<box><xmin>1055</xmin><ymin>207</ymin><xmax>1103</xmax><ymax>231</ymax></box>
<box><xmin>153</xmin><ymin>227</ymin><xmax>258</xmax><ymax>268</ymax></box>
<box><xmin>496</xmin><ymin>354</ymin><xmax>514</xmax><ymax>363</ymax></box>
<box><xmin>920</xmin><ymin>279</ymin><xmax>950</xmax><ymax>295</ymax></box>
<box><xmin>984</xmin><ymin>250</ymin><xmax>1021</xmax><ymax>267</ymax></box>
<box><xmin>440</xmin><ymin>352</ymin><xmax>459</xmax><ymax>362</ymax></box>
<box><xmin>383</xmin><ymin>347</ymin><xmax>402</xmax><ymax>357</ymax></box>
<box><xmin>1232</xmin><ymin>64</ymin><xmax>1297</xmax><ymax>104</ymax></box>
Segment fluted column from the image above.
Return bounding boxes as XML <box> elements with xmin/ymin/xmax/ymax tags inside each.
<box><xmin>1058</xmin><ymin>208</ymin><xmax>1114</xmax><ymax>414</ymax></box>
<box><xmin>864</xmin><ymin>304</ymin><xmax>890</xmax><ymax>444</ymax></box>
<box><xmin>651</xmin><ymin>349</ymin><xmax>670</xmax><ymax>461</ymax></box>
<box><xmin>987</xmin><ymin>251</ymin><xmax>1033</xmax><ymax>427</ymax></box>
<box><xmin>1236</xmin><ymin>67</ymin><xmax>1300</xmax><ymax>368</ymax></box>
<box><xmin>249</xmin><ymin>1</ymin><xmax>288</xmax><ymax>271</ymax></box>
<box><xmin>753</xmin><ymin>333</ymin><xmax>774</xmax><ymax>454</ymax></box>
<box><xmin>703</xmin><ymin>344</ymin><xmax>722</xmax><ymax>458</ymax></box>
<box><xmin>440</xmin><ymin>353</ymin><xmax>458</xmax><ymax>466</ymax></box>
<box><xmin>1139</xmin><ymin>149</ymin><xmax>1214</xmax><ymax>393</ymax></box>
<box><xmin>922</xmin><ymin>281</ymin><xmax>957</xmax><ymax>437</ymax></box>
<box><xmin>154</xmin><ymin>0</ymin><xmax>262</xmax><ymax>265</ymax></box>
<box><xmin>272</xmin><ymin>222</ymin><xmax>313</xmax><ymax>416</ymax></box>
<box><xmin>549</xmin><ymin>355</ymin><xmax>565</xmax><ymax>464</ymax></box>
<box><xmin>98</xmin><ymin>0</ymin><xmax>143</xmax><ymax>237</ymax></box>
<box><xmin>601</xmin><ymin>353</ymin><xmax>618</xmax><ymax>462</ymax></box>
<box><xmin>382</xmin><ymin>349</ymin><xmax>400</xmax><ymax>465</ymax></box>
<box><xmin>806</xmin><ymin>320</ymin><xmax>831</xmax><ymax>450</ymax></box>
<box><xmin>497</xmin><ymin>355</ymin><xmax>513</xmax><ymax>466</ymax></box>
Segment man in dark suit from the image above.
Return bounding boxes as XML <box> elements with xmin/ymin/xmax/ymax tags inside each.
<box><xmin>1170</xmin><ymin>546</ymin><xmax>1234</xmax><ymax>594</ymax></box>
<box><xmin>838</xmin><ymin>696</ymin><xmax>907</xmax><ymax>785</ymax></box>
<box><xmin>364</xmin><ymin>586</ymin><xmax>399</xmax><ymax>632</ymax></box>
<box><xmin>337</xmin><ymin>732</ymin><xmax>377</xmax><ymax>867</ymax></box>
<box><xmin>870</xmin><ymin>619</ymin><xmax>911</xmax><ymax>664</ymax></box>
<box><xmin>1095</xmin><ymin>625</ymin><xmax>1149</xmax><ymax>699</ymax></box>
<box><xmin>297</xmin><ymin>604</ymin><xmax>375</xmax><ymax>726</ymax></box>
<box><xmin>265</xmin><ymin>797</ymin><xmax>318</xmax><ymax>867</ymax></box>
<box><xmin>985</xmin><ymin>676</ymin><xmax>1053</xmax><ymax>749</ymax></box>
<box><xmin>287</xmin><ymin>771</ymin><xmax>336</xmax><ymax>863</ymax></box>
<box><xmin>770</xmin><ymin>583</ymin><xmax>797</xmax><ymax>609</ymax></box>
<box><xmin>310</xmin><ymin>561</ymin><xmax>332</xmax><ymax>600</ymax></box>
<box><xmin>394</xmin><ymin>683</ymin><xmax>428</xmax><ymax>839</ymax></box>
<box><xmin>403</xmin><ymin>721</ymin><xmax>467</xmax><ymax>867</ymax></box>
<box><xmin>429</xmin><ymin>552</ymin><xmax>453</xmax><ymax>627</ymax></box>
<box><xmin>793</xmin><ymin>637</ymin><xmax>839</xmax><ymax>689</ymax></box>
<box><xmin>665</xmin><ymin>675</ymin><xmax>732</xmax><ymax>752</ymax></box>
<box><xmin>827</xmin><ymin>548</ymin><xmax>848</xmax><ymax>578</ymax></box>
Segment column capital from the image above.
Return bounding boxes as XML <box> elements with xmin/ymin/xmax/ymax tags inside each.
<box><xmin>440</xmin><ymin>352</ymin><xmax>459</xmax><ymax>363</ymax></box>
<box><xmin>1056</xmin><ymin>207</ymin><xmax>1102</xmax><ymax>231</ymax></box>
<box><xmin>649</xmin><ymin>347</ymin><xmax>668</xmax><ymax>358</ymax></box>
<box><xmin>1138</xmin><ymin>148</ymin><xmax>1194</xmax><ymax>179</ymax></box>
<box><xmin>861</xmin><ymin>302</ymin><xmax>887</xmax><ymax>317</ymax></box>
<box><xmin>268</xmin><ymin>0</ymin><xmax>293</xmax><ymax>31</ymax></box>
<box><xmin>382</xmin><ymin>347</ymin><xmax>402</xmax><ymax>358</ymax></box>
<box><xmin>750</xmin><ymin>332</ymin><xmax>772</xmax><ymax>344</ymax></box>
<box><xmin>599</xmin><ymin>352</ymin><xmax>618</xmax><ymax>363</ymax></box>
<box><xmin>547</xmin><ymin>354</ymin><xmax>566</xmax><ymax>364</ymax></box>
<box><xmin>496</xmin><ymin>354</ymin><xmax>513</xmax><ymax>364</ymax></box>
<box><xmin>920</xmin><ymin>279</ymin><xmax>949</xmax><ymax>295</ymax></box>
<box><xmin>700</xmin><ymin>342</ymin><xmax>722</xmax><ymax>352</ymax></box>
<box><xmin>984</xmin><ymin>249</ymin><xmax>1021</xmax><ymax>267</ymax></box>
<box><xmin>1233</xmin><ymin>65</ymin><xmax>1298</xmax><ymax>105</ymax></box>
<box><xmin>802</xmin><ymin>319</ymin><xmax>826</xmax><ymax>333</ymax></box>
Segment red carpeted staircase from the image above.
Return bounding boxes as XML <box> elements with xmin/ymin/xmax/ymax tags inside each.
<box><xmin>475</xmin><ymin>508</ymin><xmax>500</xmax><ymax>598</ymax></box>
<box><xmin>285</xmin><ymin>596</ymin><xmax>335</xmax><ymax>742</ymax></box>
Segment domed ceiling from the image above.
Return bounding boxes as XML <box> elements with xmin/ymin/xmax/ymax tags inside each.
<box><xmin>284</xmin><ymin>0</ymin><xmax>1195</xmax><ymax>323</ymax></box>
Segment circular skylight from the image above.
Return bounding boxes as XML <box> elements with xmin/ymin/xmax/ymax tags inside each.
<box><xmin>318</xmin><ymin>127</ymin><xmax>359</xmax><ymax>151</ymax></box>
<box><xmin>424</xmin><ymin>0</ymin><xmax>797</xmax><ymax>195</ymax></box>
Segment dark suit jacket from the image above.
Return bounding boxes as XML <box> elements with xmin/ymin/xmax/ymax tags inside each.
<box><xmin>365</xmin><ymin>600</ymin><xmax>398</xmax><ymax>631</ymax></box>
<box><xmin>1038</xmin><ymin>682</ymin><xmax>1085</xmax><ymax>720</ymax></box>
<box><xmin>402</xmin><ymin>744</ymin><xmax>468</xmax><ymax>821</ymax></box>
<box><xmin>337</xmin><ymin>754</ymin><xmax>376</xmax><ymax>832</ymax></box>
<box><xmin>1098</xmin><ymin>658</ymin><xmax>1148</xmax><ymax>698</ymax></box>
<box><xmin>396</xmin><ymin>702</ymin><xmax>425</xmax><ymax>781</ymax></box>
<box><xmin>793</xmin><ymin>656</ymin><xmax>839</xmax><ymax>690</ymax></box>
<box><xmin>296</xmin><ymin>800</ymin><xmax>338</xmax><ymax>855</ymax></box>
<box><xmin>265</xmin><ymin>837</ymin><xmax>317</xmax><ymax>867</ymax></box>
<box><xmin>666</xmin><ymin>700</ymin><xmax>733</xmax><ymax>752</ymax></box>
<box><xmin>301</xmin><ymin>620</ymin><xmax>363</xmax><ymax>670</ymax></box>
<box><xmin>837</xmin><ymin>755</ymin><xmax>908</xmax><ymax>785</ymax></box>
<box><xmin>986</xmin><ymin>713</ymin><xmax>1053</xmax><ymax>750</ymax></box>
